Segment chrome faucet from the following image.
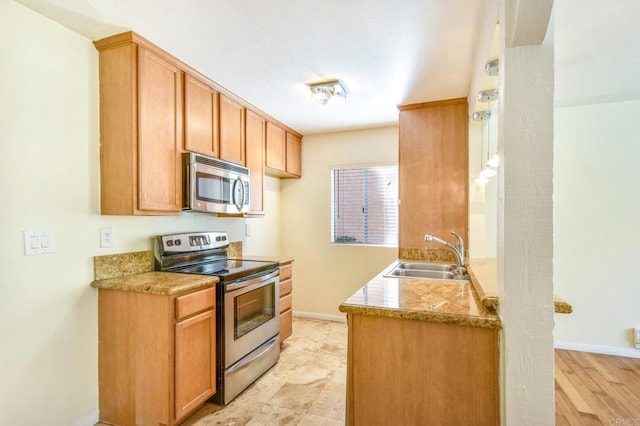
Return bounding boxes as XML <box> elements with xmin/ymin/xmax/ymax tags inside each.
<box><xmin>424</xmin><ymin>231</ymin><xmax>465</xmax><ymax>268</ymax></box>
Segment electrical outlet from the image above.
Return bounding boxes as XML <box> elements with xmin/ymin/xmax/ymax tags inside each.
<box><xmin>635</xmin><ymin>328</ymin><xmax>640</xmax><ymax>349</ymax></box>
<box><xmin>245</xmin><ymin>223</ymin><xmax>251</xmax><ymax>237</ymax></box>
<box><xmin>100</xmin><ymin>227</ymin><xmax>114</xmax><ymax>248</ymax></box>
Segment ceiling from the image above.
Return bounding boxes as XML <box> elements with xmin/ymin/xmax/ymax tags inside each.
<box><xmin>17</xmin><ymin>0</ymin><xmax>496</xmax><ymax>134</ymax></box>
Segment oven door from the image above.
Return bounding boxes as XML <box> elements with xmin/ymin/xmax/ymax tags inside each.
<box><xmin>224</xmin><ymin>269</ymin><xmax>280</xmax><ymax>368</ymax></box>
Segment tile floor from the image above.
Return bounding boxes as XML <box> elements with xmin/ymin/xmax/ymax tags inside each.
<box><xmin>182</xmin><ymin>317</ymin><xmax>348</xmax><ymax>426</ymax></box>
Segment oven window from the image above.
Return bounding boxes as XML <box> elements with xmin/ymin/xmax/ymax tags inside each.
<box><xmin>234</xmin><ymin>282</ymin><xmax>276</xmax><ymax>339</ymax></box>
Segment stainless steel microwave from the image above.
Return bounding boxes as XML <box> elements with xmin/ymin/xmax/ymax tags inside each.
<box><xmin>183</xmin><ymin>153</ymin><xmax>250</xmax><ymax>214</ymax></box>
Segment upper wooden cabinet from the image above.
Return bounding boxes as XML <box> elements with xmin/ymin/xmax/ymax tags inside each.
<box><xmin>95</xmin><ymin>31</ymin><xmax>302</xmax><ymax>216</ymax></box>
<box><xmin>398</xmin><ymin>98</ymin><xmax>468</xmax><ymax>252</ymax></box>
<box><xmin>184</xmin><ymin>73</ymin><xmax>219</xmax><ymax>158</ymax></box>
<box><xmin>245</xmin><ymin>109</ymin><xmax>266</xmax><ymax>214</ymax></box>
<box><xmin>94</xmin><ymin>34</ymin><xmax>183</xmax><ymax>215</ymax></box>
<box><xmin>265</xmin><ymin>121</ymin><xmax>286</xmax><ymax>171</ymax></box>
<box><xmin>265</xmin><ymin>122</ymin><xmax>302</xmax><ymax>178</ymax></box>
<box><xmin>219</xmin><ymin>95</ymin><xmax>246</xmax><ymax>165</ymax></box>
<box><xmin>285</xmin><ymin>132</ymin><xmax>302</xmax><ymax>177</ymax></box>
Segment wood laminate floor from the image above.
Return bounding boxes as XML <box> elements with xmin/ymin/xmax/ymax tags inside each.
<box><xmin>555</xmin><ymin>349</ymin><xmax>640</xmax><ymax>425</ymax></box>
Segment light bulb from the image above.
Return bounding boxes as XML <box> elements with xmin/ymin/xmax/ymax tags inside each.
<box><xmin>474</xmin><ymin>175</ymin><xmax>489</xmax><ymax>185</ymax></box>
<box><xmin>487</xmin><ymin>154</ymin><xmax>500</xmax><ymax>168</ymax></box>
<box><xmin>481</xmin><ymin>167</ymin><xmax>497</xmax><ymax>178</ymax></box>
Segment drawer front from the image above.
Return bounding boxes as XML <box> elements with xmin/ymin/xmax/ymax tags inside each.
<box><xmin>280</xmin><ymin>279</ymin><xmax>293</xmax><ymax>297</ymax></box>
<box><xmin>280</xmin><ymin>309</ymin><xmax>292</xmax><ymax>343</ymax></box>
<box><xmin>280</xmin><ymin>293</ymin><xmax>292</xmax><ymax>313</ymax></box>
<box><xmin>280</xmin><ymin>264</ymin><xmax>293</xmax><ymax>281</ymax></box>
<box><xmin>176</xmin><ymin>286</ymin><xmax>215</xmax><ymax>320</ymax></box>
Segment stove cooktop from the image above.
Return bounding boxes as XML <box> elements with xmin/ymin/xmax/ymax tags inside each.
<box><xmin>176</xmin><ymin>259</ymin><xmax>278</xmax><ymax>283</ymax></box>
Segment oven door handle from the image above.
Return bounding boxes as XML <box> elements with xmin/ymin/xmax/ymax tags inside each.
<box><xmin>225</xmin><ymin>269</ymin><xmax>279</xmax><ymax>292</ymax></box>
<box><xmin>226</xmin><ymin>335</ymin><xmax>279</xmax><ymax>374</ymax></box>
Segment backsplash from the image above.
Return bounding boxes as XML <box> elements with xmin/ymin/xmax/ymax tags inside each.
<box><xmin>94</xmin><ymin>251</ymin><xmax>153</xmax><ymax>281</ymax></box>
<box><xmin>399</xmin><ymin>247</ymin><xmax>458</xmax><ymax>263</ymax></box>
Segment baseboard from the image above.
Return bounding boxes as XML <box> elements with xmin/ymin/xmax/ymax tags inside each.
<box><xmin>293</xmin><ymin>310</ymin><xmax>347</xmax><ymax>323</ymax></box>
<box><xmin>555</xmin><ymin>341</ymin><xmax>640</xmax><ymax>358</ymax></box>
<box><xmin>73</xmin><ymin>411</ymin><xmax>99</xmax><ymax>426</ymax></box>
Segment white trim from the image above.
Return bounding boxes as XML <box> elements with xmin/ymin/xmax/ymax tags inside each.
<box><xmin>293</xmin><ymin>311</ymin><xmax>347</xmax><ymax>323</ymax></box>
<box><xmin>73</xmin><ymin>411</ymin><xmax>99</xmax><ymax>426</ymax></box>
<box><xmin>554</xmin><ymin>341</ymin><xmax>640</xmax><ymax>358</ymax></box>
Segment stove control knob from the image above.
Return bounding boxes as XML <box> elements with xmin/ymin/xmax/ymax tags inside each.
<box><xmin>167</xmin><ymin>240</ymin><xmax>174</xmax><ymax>247</ymax></box>
<box><xmin>174</xmin><ymin>239</ymin><xmax>181</xmax><ymax>246</ymax></box>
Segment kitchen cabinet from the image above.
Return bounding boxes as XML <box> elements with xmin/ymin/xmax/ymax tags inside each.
<box><xmin>245</xmin><ymin>109</ymin><xmax>266</xmax><ymax>214</ymax></box>
<box><xmin>278</xmin><ymin>260</ymin><xmax>294</xmax><ymax>343</ymax></box>
<box><xmin>219</xmin><ymin>94</ymin><xmax>246</xmax><ymax>165</ymax></box>
<box><xmin>97</xmin><ymin>285</ymin><xmax>216</xmax><ymax>426</ymax></box>
<box><xmin>398</xmin><ymin>98</ymin><xmax>468</xmax><ymax>254</ymax></box>
<box><xmin>285</xmin><ymin>132</ymin><xmax>302</xmax><ymax>177</ymax></box>
<box><xmin>345</xmin><ymin>314</ymin><xmax>499</xmax><ymax>425</ymax></box>
<box><xmin>184</xmin><ymin>73</ymin><xmax>219</xmax><ymax>158</ymax></box>
<box><xmin>94</xmin><ymin>33</ymin><xmax>183</xmax><ymax>215</ymax></box>
<box><xmin>265</xmin><ymin>122</ymin><xmax>302</xmax><ymax>178</ymax></box>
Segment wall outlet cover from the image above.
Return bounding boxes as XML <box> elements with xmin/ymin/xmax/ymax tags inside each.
<box><xmin>100</xmin><ymin>227</ymin><xmax>114</xmax><ymax>248</ymax></box>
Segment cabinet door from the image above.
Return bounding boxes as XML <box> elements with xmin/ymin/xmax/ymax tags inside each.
<box><xmin>175</xmin><ymin>309</ymin><xmax>216</xmax><ymax>421</ymax></box>
<box><xmin>265</xmin><ymin>122</ymin><xmax>286</xmax><ymax>172</ymax></box>
<box><xmin>398</xmin><ymin>100</ymin><xmax>468</xmax><ymax>250</ymax></box>
<box><xmin>285</xmin><ymin>132</ymin><xmax>301</xmax><ymax>177</ymax></box>
<box><xmin>137</xmin><ymin>47</ymin><xmax>183</xmax><ymax>213</ymax></box>
<box><xmin>184</xmin><ymin>74</ymin><xmax>219</xmax><ymax>157</ymax></box>
<box><xmin>245</xmin><ymin>110</ymin><xmax>265</xmax><ymax>213</ymax></box>
<box><xmin>219</xmin><ymin>94</ymin><xmax>245</xmax><ymax>165</ymax></box>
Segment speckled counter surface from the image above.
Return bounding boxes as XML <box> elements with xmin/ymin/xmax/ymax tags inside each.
<box><xmin>91</xmin><ymin>250</ymin><xmax>218</xmax><ymax>295</ymax></box>
<box><xmin>339</xmin><ymin>261</ymin><xmax>502</xmax><ymax>330</ymax></box>
<box><xmin>91</xmin><ymin>271</ymin><xmax>218</xmax><ymax>296</ymax></box>
<box><xmin>468</xmin><ymin>258</ymin><xmax>573</xmax><ymax>314</ymax></box>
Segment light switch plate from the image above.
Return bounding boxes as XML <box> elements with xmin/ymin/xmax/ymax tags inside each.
<box><xmin>24</xmin><ymin>230</ymin><xmax>55</xmax><ymax>255</ymax></box>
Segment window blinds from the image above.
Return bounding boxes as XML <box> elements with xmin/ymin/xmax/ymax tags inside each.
<box><xmin>331</xmin><ymin>165</ymin><xmax>398</xmax><ymax>245</ymax></box>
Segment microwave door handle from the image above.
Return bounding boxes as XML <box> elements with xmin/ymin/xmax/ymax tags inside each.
<box><xmin>233</xmin><ymin>177</ymin><xmax>244</xmax><ymax>211</ymax></box>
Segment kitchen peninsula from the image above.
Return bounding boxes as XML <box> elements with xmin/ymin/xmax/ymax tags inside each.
<box><xmin>339</xmin><ymin>260</ymin><xmax>501</xmax><ymax>425</ymax></box>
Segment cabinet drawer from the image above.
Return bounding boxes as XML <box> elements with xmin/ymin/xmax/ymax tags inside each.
<box><xmin>280</xmin><ymin>264</ymin><xmax>293</xmax><ymax>281</ymax></box>
<box><xmin>280</xmin><ymin>309</ymin><xmax>292</xmax><ymax>343</ymax></box>
<box><xmin>280</xmin><ymin>279</ymin><xmax>292</xmax><ymax>297</ymax></box>
<box><xmin>280</xmin><ymin>293</ymin><xmax>292</xmax><ymax>314</ymax></box>
<box><xmin>176</xmin><ymin>287</ymin><xmax>215</xmax><ymax>320</ymax></box>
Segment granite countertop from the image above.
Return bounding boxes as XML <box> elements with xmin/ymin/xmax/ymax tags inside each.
<box><xmin>91</xmin><ymin>271</ymin><xmax>218</xmax><ymax>296</ymax></box>
<box><xmin>467</xmin><ymin>258</ymin><xmax>573</xmax><ymax>314</ymax></box>
<box><xmin>339</xmin><ymin>261</ymin><xmax>502</xmax><ymax>330</ymax></box>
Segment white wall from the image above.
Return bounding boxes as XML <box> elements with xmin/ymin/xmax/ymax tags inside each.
<box><xmin>0</xmin><ymin>1</ymin><xmax>280</xmax><ymax>424</ymax></box>
<box><xmin>554</xmin><ymin>99</ymin><xmax>640</xmax><ymax>353</ymax></box>
<box><xmin>280</xmin><ymin>127</ymin><xmax>399</xmax><ymax>318</ymax></box>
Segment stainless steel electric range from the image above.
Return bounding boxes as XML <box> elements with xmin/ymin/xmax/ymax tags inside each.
<box><xmin>154</xmin><ymin>231</ymin><xmax>280</xmax><ymax>405</ymax></box>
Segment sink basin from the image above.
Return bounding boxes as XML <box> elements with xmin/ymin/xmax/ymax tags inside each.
<box><xmin>385</xmin><ymin>269</ymin><xmax>457</xmax><ymax>280</ymax></box>
<box><xmin>395</xmin><ymin>262</ymin><xmax>454</xmax><ymax>272</ymax></box>
<box><xmin>383</xmin><ymin>261</ymin><xmax>469</xmax><ymax>281</ymax></box>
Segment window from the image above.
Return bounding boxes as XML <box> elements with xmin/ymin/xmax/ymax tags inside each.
<box><xmin>331</xmin><ymin>165</ymin><xmax>398</xmax><ymax>246</ymax></box>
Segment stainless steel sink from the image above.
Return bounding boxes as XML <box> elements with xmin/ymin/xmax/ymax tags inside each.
<box><xmin>383</xmin><ymin>261</ymin><xmax>468</xmax><ymax>281</ymax></box>
<box><xmin>395</xmin><ymin>262</ymin><xmax>454</xmax><ymax>272</ymax></box>
<box><xmin>386</xmin><ymin>269</ymin><xmax>457</xmax><ymax>280</ymax></box>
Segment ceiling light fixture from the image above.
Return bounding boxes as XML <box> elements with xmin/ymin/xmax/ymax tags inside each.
<box><xmin>308</xmin><ymin>79</ymin><xmax>347</xmax><ymax>106</ymax></box>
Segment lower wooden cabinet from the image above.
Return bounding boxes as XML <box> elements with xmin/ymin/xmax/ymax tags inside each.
<box><xmin>279</xmin><ymin>260</ymin><xmax>294</xmax><ymax>343</ymax></box>
<box><xmin>98</xmin><ymin>286</ymin><xmax>216</xmax><ymax>426</ymax></box>
<box><xmin>346</xmin><ymin>314</ymin><xmax>499</xmax><ymax>425</ymax></box>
